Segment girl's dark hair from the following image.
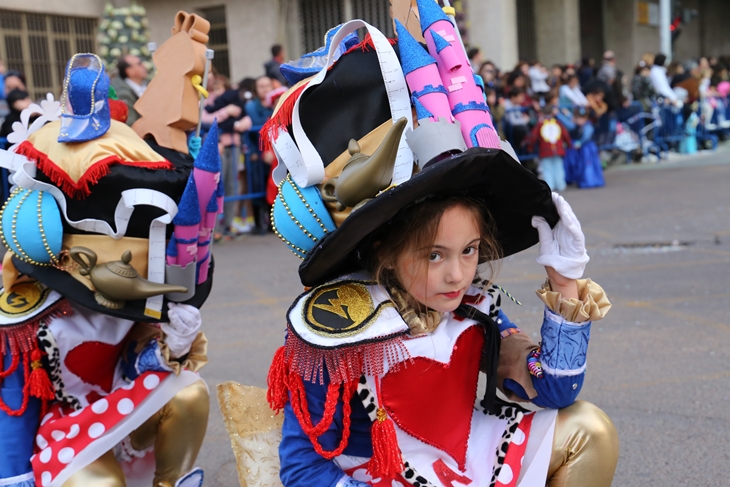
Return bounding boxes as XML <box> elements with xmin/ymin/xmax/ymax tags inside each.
<box><xmin>359</xmin><ymin>195</ymin><xmax>502</xmax><ymax>291</ymax></box>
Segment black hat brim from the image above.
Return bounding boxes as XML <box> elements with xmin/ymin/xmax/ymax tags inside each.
<box><xmin>299</xmin><ymin>148</ymin><xmax>559</xmax><ymax>287</ymax></box>
<box><xmin>13</xmin><ymin>256</ymin><xmax>214</xmax><ymax>322</ymax></box>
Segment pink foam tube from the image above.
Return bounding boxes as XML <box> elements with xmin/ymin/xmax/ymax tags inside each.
<box><xmin>405</xmin><ymin>64</ymin><xmax>453</xmax><ymax>121</ymax></box>
<box><xmin>193</xmin><ymin>169</ymin><xmax>218</xmax><ymax>222</ymax></box>
<box><xmin>438</xmin><ymin>44</ymin><xmax>462</xmax><ymax>72</ymax></box>
<box><xmin>174</xmin><ymin>225</ymin><xmax>199</xmax><ymax>268</ymax></box>
<box><xmin>424</xmin><ymin>23</ymin><xmax>501</xmax><ymax>149</ymax></box>
<box><xmin>197</xmin><ymin>252</ymin><xmax>210</xmax><ymax>284</ymax></box>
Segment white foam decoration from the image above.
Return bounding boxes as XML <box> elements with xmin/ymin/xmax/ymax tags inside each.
<box><xmin>6</xmin><ymin>93</ymin><xmax>62</xmax><ymax>150</ymax></box>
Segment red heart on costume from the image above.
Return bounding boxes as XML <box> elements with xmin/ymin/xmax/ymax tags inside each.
<box><xmin>65</xmin><ymin>341</ymin><xmax>124</xmax><ymax>393</ymax></box>
<box><xmin>381</xmin><ymin>325</ymin><xmax>484</xmax><ymax>471</ymax></box>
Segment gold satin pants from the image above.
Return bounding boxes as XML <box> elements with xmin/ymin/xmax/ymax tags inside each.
<box><xmin>547</xmin><ymin>400</ymin><xmax>619</xmax><ymax>487</ymax></box>
<box><xmin>62</xmin><ymin>380</ymin><xmax>210</xmax><ymax>487</ymax></box>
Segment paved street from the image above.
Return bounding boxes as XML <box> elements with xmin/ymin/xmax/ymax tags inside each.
<box><xmin>197</xmin><ymin>152</ymin><xmax>730</xmax><ymax>487</ymax></box>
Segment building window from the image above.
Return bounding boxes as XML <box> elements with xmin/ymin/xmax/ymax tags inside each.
<box><xmin>299</xmin><ymin>0</ymin><xmax>343</xmax><ymax>54</ymax></box>
<box><xmin>516</xmin><ymin>0</ymin><xmax>537</xmax><ymax>62</ymax></box>
<box><xmin>0</xmin><ymin>9</ymin><xmax>97</xmax><ymax>101</ymax></box>
<box><xmin>351</xmin><ymin>0</ymin><xmax>393</xmax><ymax>37</ymax></box>
<box><xmin>199</xmin><ymin>6</ymin><xmax>230</xmax><ymax>80</ymax></box>
<box><xmin>299</xmin><ymin>0</ymin><xmax>400</xmax><ymax>54</ymax></box>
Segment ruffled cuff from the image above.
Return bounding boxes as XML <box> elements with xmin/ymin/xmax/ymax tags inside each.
<box><xmin>536</xmin><ymin>278</ymin><xmax>611</xmax><ymax>323</ymax></box>
<box><xmin>159</xmin><ymin>331</ymin><xmax>208</xmax><ymax>374</ymax></box>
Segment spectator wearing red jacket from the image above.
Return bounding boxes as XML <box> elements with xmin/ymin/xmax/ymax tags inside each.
<box><xmin>527</xmin><ymin>106</ymin><xmax>573</xmax><ymax>191</ymax></box>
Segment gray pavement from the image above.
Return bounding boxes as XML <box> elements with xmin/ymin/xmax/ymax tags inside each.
<box><xmin>197</xmin><ymin>152</ymin><xmax>730</xmax><ymax>486</ymax></box>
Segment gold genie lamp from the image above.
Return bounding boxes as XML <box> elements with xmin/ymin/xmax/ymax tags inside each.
<box><xmin>69</xmin><ymin>247</ymin><xmax>188</xmax><ymax>309</ymax></box>
<box><xmin>321</xmin><ymin>117</ymin><xmax>407</xmax><ymax>211</ymax></box>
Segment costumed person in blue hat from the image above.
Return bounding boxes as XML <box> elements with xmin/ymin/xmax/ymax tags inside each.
<box><xmin>0</xmin><ymin>11</ymin><xmax>221</xmax><ymax>487</ymax></box>
<box><xmin>220</xmin><ymin>2</ymin><xmax>618</xmax><ymax>487</ymax></box>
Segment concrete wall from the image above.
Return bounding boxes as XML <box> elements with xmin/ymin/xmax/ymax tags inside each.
<box><xmin>535</xmin><ymin>0</ymin><xmax>581</xmax><ymax>66</ymax></box>
<box><xmin>672</xmin><ymin>0</ymin><xmax>701</xmax><ymax>61</ymax></box>
<box><xmin>699</xmin><ymin>0</ymin><xmax>730</xmax><ymax>57</ymax></box>
<box><xmin>0</xmin><ymin>0</ymin><xmax>105</xmax><ymax>17</ymax></box>
<box><xmin>469</xmin><ymin>0</ymin><xmax>519</xmax><ymax>71</ymax></box>
<box><xmin>140</xmin><ymin>0</ymin><xmax>284</xmax><ymax>83</ymax></box>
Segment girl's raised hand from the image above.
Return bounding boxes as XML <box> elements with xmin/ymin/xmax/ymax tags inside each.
<box><xmin>531</xmin><ymin>193</ymin><xmax>589</xmax><ymax>281</ymax></box>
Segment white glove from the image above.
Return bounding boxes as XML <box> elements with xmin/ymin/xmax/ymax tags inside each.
<box><xmin>161</xmin><ymin>303</ymin><xmax>202</xmax><ymax>358</ymax></box>
<box><xmin>531</xmin><ymin>193</ymin><xmax>589</xmax><ymax>280</ymax></box>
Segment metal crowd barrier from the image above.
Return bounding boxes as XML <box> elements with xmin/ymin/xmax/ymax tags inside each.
<box><xmin>502</xmin><ymin>99</ymin><xmax>717</xmax><ymax>164</ymax></box>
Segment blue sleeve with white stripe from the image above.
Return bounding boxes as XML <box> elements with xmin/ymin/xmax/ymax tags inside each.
<box><xmin>531</xmin><ymin>307</ymin><xmax>591</xmax><ymax>409</ymax></box>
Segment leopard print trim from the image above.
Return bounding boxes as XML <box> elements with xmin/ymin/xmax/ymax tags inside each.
<box><xmin>355</xmin><ymin>376</ymin><xmax>438</xmax><ymax>487</ymax></box>
<box><xmin>357</xmin><ymin>375</ymin><xmax>378</xmax><ymax>422</ymax></box>
<box><xmin>487</xmin><ymin>406</ymin><xmax>524</xmax><ymax>487</ymax></box>
<box><xmin>36</xmin><ymin>323</ymin><xmax>81</xmax><ymax>410</ymax></box>
<box><xmin>402</xmin><ymin>461</ymin><xmax>437</xmax><ymax>487</ymax></box>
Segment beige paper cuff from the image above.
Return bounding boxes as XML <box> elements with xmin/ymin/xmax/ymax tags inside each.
<box><xmin>536</xmin><ymin>278</ymin><xmax>611</xmax><ymax>323</ymax></box>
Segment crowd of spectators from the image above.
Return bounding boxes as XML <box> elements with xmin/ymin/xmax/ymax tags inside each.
<box><xmin>3</xmin><ymin>44</ymin><xmax>730</xmax><ymax>232</ymax></box>
<box><xmin>477</xmin><ymin>49</ymin><xmax>730</xmax><ymax>160</ymax></box>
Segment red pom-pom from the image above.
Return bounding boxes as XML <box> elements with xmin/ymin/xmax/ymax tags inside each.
<box><xmin>109</xmin><ymin>99</ymin><xmax>128</xmax><ymax>123</ymax></box>
<box><xmin>267</xmin><ymin>346</ymin><xmax>289</xmax><ymax>412</ymax></box>
<box><xmin>29</xmin><ymin>349</ymin><xmax>55</xmax><ymax>401</ymax></box>
<box><xmin>368</xmin><ymin>408</ymin><xmax>404</xmax><ymax>480</ymax></box>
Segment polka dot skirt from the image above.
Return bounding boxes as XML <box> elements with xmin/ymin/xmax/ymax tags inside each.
<box><xmin>31</xmin><ymin>371</ymin><xmax>168</xmax><ymax>487</ymax></box>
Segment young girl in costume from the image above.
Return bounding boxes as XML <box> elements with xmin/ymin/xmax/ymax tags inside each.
<box><xmin>221</xmin><ymin>3</ymin><xmax>618</xmax><ymax>486</ymax></box>
<box><xmin>0</xmin><ymin>21</ymin><xmax>219</xmax><ymax>486</ymax></box>
<box><xmin>271</xmin><ymin>189</ymin><xmax>617</xmax><ymax>487</ymax></box>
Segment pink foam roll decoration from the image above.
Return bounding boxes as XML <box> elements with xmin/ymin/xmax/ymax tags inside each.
<box><xmin>197</xmin><ymin>252</ymin><xmax>210</xmax><ymax>285</ymax></box>
<box><xmin>174</xmin><ymin>225</ymin><xmax>198</xmax><ymax>268</ymax></box>
<box><xmin>193</xmin><ymin>169</ymin><xmax>219</xmax><ymax>226</ymax></box>
<box><xmin>405</xmin><ymin>66</ymin><xmax>453</xmax><ymax>121</ymax></box>
<box><xmin>437</xmin><ymin>43</ymin><xmax>462</xmax><ymax>72</ymax></box>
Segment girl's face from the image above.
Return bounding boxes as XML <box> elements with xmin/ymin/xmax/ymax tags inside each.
<box><xmin>395</xmin><ymin>205</ymin><xmax>481</xmax><ymax>313</ymax></box>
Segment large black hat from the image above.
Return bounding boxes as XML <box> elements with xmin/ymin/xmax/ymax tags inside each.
<box><xmin>267</xmin><ymin>21</ymin><xmax>558</xmax><ymax>287</ymax></box>
<box><xmin>0</xmin><ymin>56</ymin><xmax>220</xmax><ymax>322</ymax></box>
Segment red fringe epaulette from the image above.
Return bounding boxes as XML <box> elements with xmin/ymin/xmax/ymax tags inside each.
<box><xmin>15</xmin><ymin>141</ymin><xmax>173</xmax><ymax>200</ymax></box>
<box><xmin>267</xmin><ymin>326</ymin><xmax>409</xmax><ymax>469</ymax></box>
<box><xmin>0</xmin><ymin>299</ymin><xmax>72</xmax><ymax>417</ymax></box>
<box><xmin>285</xmin><ymin>330</ymin><xmax>409</xmax><ymax>385</ymax></box>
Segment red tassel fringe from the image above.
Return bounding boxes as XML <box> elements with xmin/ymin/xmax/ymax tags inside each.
<box><xmin>259</xmin><ymin>82</ymin><xmax>309</xmax><ymax>155</ymax></box>
<box><xmin>369</xmin><ymin>408</ymin><xmax>404</xmax><ymax>480</ymax></box>
<box><xmin>15</xmin><ymin>141</ymin><xmax>174</xmax><ymax>200</ymax></box>
<box><xmin>267</xmin><ymin>346</ymin><xmax>289</xmax><ymax>413</ymax></box>
<box><xmin>285</xmin><ymin>329</ymin><xmax>410</xmax><ymax>385</ymax></box>
<box><xmin>29</xmin><ymin>348</ymin><xmax>55</xmax><ymax>401</ymax></box>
